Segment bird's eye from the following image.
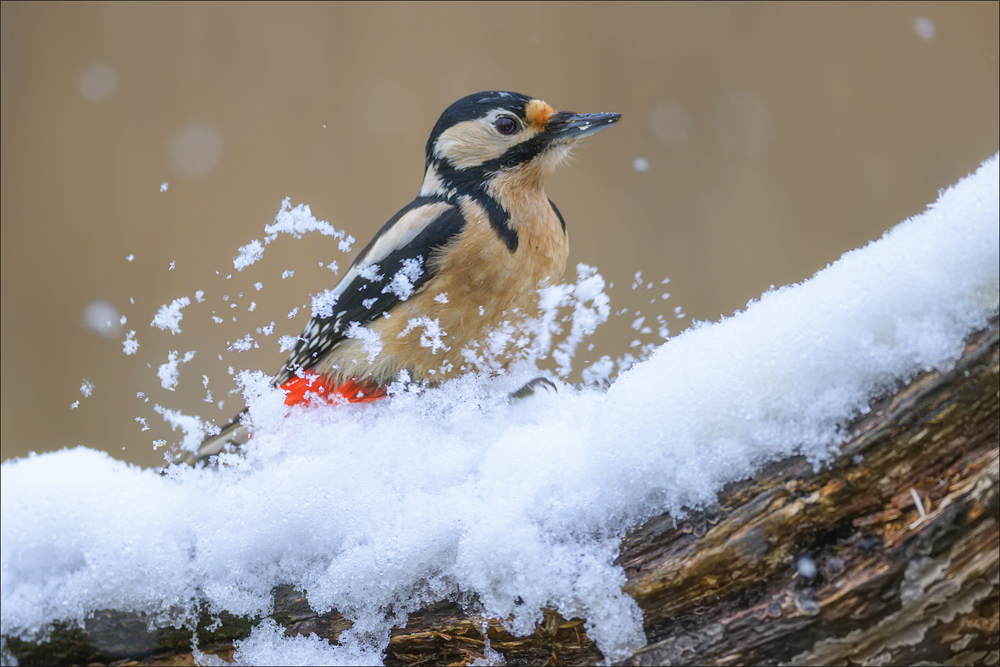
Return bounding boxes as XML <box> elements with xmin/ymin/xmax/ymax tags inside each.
<box><xmin>495</xmin><ymin>116</ymin><xmax>519</xmax><ymax>135</ymax></box>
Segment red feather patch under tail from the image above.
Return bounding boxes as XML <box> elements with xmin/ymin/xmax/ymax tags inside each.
<box><xmin>280</xmin><ymin>374</ymin><xmax>387</xmax><ymax>407</ymax></box>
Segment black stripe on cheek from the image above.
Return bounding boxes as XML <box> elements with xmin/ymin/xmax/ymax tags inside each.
<box><xmin>488</xmin><ymin>133</ymin><xmax>548</xmax><ymax>171</ymax></box>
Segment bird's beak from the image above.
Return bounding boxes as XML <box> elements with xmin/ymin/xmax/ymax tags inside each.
<box><xmin>546</xmin><ymin>111</ymin><xmax>622</xmax><ymax>140</ymax></box>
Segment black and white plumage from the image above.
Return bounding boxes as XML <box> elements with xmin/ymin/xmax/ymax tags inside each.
<box><xmin>182</xmin><ymin>91</ymin><xmax>620</xmax><ymax>464</ymax></box>
<box><xmin>276</xmin><ymin>198</ymin><xmax>467</xmax><ymax>388</ymax></box>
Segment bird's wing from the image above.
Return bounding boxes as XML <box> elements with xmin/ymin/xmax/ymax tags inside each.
<box><xmin>276</xmin><ymin>197</ymin><xmax>466</xmax><ymax>384</ymax></box>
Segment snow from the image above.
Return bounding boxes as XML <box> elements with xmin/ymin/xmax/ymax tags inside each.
<box><xmin>229</xmin><ymin>334</ymin><xmax>257</xmax><ymax>352</ymax></box>
<box><xmin>265</xmin><ymin>198</ymin><xmax>355</xmax><ymax>253</ymax></box>
<box><xmin>381</xmin><ymin>257</ymin><xmax>423</xmax><ymax>300</ymax></box>
<box><xmin>234</xmin><ymin>198</ymin><xmax>355</xmax><ymax>272</ymax></box>
<box><xmin>157</xmin><ymin>350</ymin><xmax>196</xmax><ymax>391</ymax></box>
<box><xmin>122</xmin><ymin>330</ymin><xmax>139</xmax><ymax>355</ymax></box>
<box><xmin>310</xmin><ymin>289</ymin><xmax>339</xmax><ymax>320</ymax></box>
<box><xmin>151</xmin><ymin>297</ymin><xmax>192</xmax><ymax>334</ymax></box>
<box><xmin>278</xmin><ymin>335</ymin><xmax>298</xmax><ymax>353</ymax></box>
<box><xmin>345</xmin><ymin>321</ymin><xmax>384</xmax><ymax>363</ymax></box>
<box><xmin>234</xmin><ymin>240</ymin><xmax>265</xmax><ymax>271</ymax></box>
<box><xmin>2</xmin><ymin>154</ymin><xmax>998</xmax><ymax>665</ymax></box>
<box><xmin>539</xmin><ymin>264</ymin><xmax>612</xmax><ymax>378</ymax></box>
<box><xmin>398</xmin><ymin>316</ymin><xmax>448</xmax><ymax>354</ymax></box>
<box><xmin>356</xmin><ymin>263</ymin><xmax>382</xmax><ymax>282</ymax></box>
<box><xmin>79</xmin><ymin>379</ymin><xmax>95</xmax><ymax>398</ymax></box>
<box><xmin>154</xmin><ymin>404</ymin><xmax>211</xmax><ymax>456</ymax></box>
<box><xmin>232</xmin><ymin>619</ymin><xmax>380</xmax><ymax>666</ymax></box>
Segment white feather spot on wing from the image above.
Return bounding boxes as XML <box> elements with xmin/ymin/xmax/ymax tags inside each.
<box><xmin>356</xmin><ymin>201</ymin><xmax>454</xmax><ymax>267</ymax></box>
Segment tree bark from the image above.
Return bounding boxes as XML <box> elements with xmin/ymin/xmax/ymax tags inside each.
<box><xmin>5</xmin><ymin>317</ymin><xmax>998</xmax><ymax>667</ymax></box>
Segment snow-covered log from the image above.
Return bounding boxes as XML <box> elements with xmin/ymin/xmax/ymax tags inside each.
<box><xmin>3</xmin><ymin>155</ymin><xmax>997</xmax><ymax>666</ymax></box>
<box><xmin>4</xmin><ymin>316</ymin><xmax>997</xmax><ymax>665</ymax></box>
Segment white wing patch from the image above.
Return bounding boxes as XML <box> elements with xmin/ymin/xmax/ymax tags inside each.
<box><xmin>304</xmin><ymin>201</ymin><xmax>455</xmax><ymax>334</ymax></box>
<box><xmin>357</xmin><ymin>201</ymin><xmax>454</xmax><ymax>267</ymax></box>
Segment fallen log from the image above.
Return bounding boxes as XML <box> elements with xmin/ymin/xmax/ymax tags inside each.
<box><xmin>5</xmin><ymin>316</ymin><xmax>997</xmax><ymax>666</ymax></box>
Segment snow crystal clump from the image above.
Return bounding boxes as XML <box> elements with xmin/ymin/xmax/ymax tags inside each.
<box><xmin>356</xmin><ymin>263</ymin><xmax>382</xmax><ymax>282</ymax></box>
<box><xmin>398</xmin><ymin>317</ymin><xmax>448</xmax><ymax>354</ymax></box>
<box><xmin>233</xmin><ymin>198</ymin><xmax>355</xmax><ymax>271</ymax></box>
<box><xmin>1</xmin><ymin>155</ymin><xmax>997</xmax><ymax>665</ymax></box>
<box><xmin>157</xmin><ymin>350</ymin><xmax>195</xmax><ymax>390</ymax></box>
<box><xmin>382</xmin><ymin>257</ymin><xmax>423</xmax><ymax>300</ymax></box>
<box><xmin>229</xmin><ymin>334</ymin><xmax>257</xmax><ymax>352</ymax></box>
<box><xmin>531</xmin><ymin>264</ymin><xmax>611</xmax><ymax>377</ymax></box>
<box><xmin>346</xmin><ymin>322</ymin><xmax>384</xmax><ymax>363</ymax></box>
<box><xmin>234</xmin><ymin>240</ymin><xmax>264</xmax><ymax>271</ymax></box>
<box><xmin>277</xmin><ymin>335</ymin><xmax>298</xmax><ymax>353</ymax></box>
<box><xmin>151</xmin><ymin>297</ymin><xmax>191</xmax><ymax>334</ymax></box>
<box><xmin>310</xmin><ymin>289</ymin><xmax>339</xmax><ymax>320</ymax></box>
<box><xmin>153</xmin><ymin>404</ymin><xmax>208</xmax><ymax>455</ymax></box>
<box><xmin>234</xmin><ymin>370</ymin><xmax>287</xmax><ymax>436</ymax></box>
<box><xmin>265</xmin><ymin>198</ymin><xmax>354</xmax><ymax>253</ymax></box>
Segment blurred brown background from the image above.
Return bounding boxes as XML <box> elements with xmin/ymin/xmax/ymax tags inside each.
<box><xmin>2</xmin><ymin>2</ymin><xmax>997</xmax><ymax>468</ymax></box>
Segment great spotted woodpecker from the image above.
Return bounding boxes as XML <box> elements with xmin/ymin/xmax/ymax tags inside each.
<box><xmin>181</xmin><ymin>91</ymin><xmax>620</xmax><ymax>464</ymax></box>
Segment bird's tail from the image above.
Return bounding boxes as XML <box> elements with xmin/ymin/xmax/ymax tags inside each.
<box><xmin>172</xmin><ymin>410</ymin><xmax>250</xmax><ymax>466</ymax></box>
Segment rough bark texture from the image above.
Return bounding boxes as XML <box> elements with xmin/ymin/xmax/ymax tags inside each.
<box><xmin>5</xmin><ymin>317</ymin><xmax>998</xmax><ymax>667</ymax></box>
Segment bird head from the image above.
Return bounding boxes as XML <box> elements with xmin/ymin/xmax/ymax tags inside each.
<box><xmin>421</xmin><ymin>91</ymin><xmax>620</xmax><ymax>196</ymax></box>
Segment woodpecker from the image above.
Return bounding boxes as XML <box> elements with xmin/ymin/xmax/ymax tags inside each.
<box><xmin>181</xmin><ymin>91</ymin><xmax>620</xmax><ymax>464</ymax></box>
